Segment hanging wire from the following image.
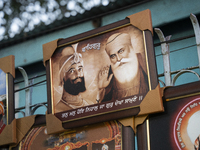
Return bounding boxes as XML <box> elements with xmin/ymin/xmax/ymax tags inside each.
<box><xmin>158</xmin><ymin>65</ymin><xmax>199</xmax><ymax>77</ymax></box>
<box><xmin>156</xmin><ymin>44</ymin><xmax>197</xmax><ymax>57</ymax></box>
<box><xmin>32</xmin><ymin>82</ymin><xmax>47</xmax><ymax>87</ymax></box>
<box><xmin>154</xmin><ymin>33</ymin><xmax>199</xmax><ymax>80</ymax></box>
<box><xmin>15</xmin><ymin>80</ymin><xmax>46</xmax><ymax>93</ymax></box>
<box><xmin>14</xmin><ymin>73</ymin><xmax>46</xmax><ymax>84</ymax></box>
<box><xmin>15</xmin><ymin>102</ymin><xmax>47</xmax><ymax>111</ymax></box>
<box><xmin>154</xmin><ymin>34</ymin><xmax>195</xmax><ymax>47</ymax></box>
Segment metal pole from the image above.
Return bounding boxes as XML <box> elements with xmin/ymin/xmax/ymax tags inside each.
<box><xmin>29</xmin><ymin>77</ymin><xmax>35</xmax><ymax>115</ymax></box>
<box><xmin>190</xmin><ymin>13</ymin><xmax>200</xmax><ymax>71</ymax></box>
<box><xmin>154</xmin><ymin>28</ymin><xmax>172</xmax><ymax>86</ymax></box>
<box><xmin>18</xmin><ymin>67</ymin><xmax>31</xmax><ymax>116</ymax></box>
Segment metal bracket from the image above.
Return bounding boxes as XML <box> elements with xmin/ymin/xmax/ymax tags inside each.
<box><xmin>172</xmin><ymin>70</ymin><xmax>200</xmax><ymax>85</ymax></box>
<box><xmin>190</xmin><ymin>13</ymin><xmax>200</xmax><ymax>71</ymax></box>
<box><xmin>154</xmin><ymin>28</ymin><xmax>172</xmax><ymax>86</ymax></box>
<box><xmin>18</xmin><ymin>67</ymin><xmax>31</xmax><ymax>116</ymax></box>
<box><xmin>31</xmin><ymin>103</ymin><xmax>47</xmax><ymax>115</ymax></box>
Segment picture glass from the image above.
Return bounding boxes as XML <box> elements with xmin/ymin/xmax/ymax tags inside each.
<box><xmin>50</xmin><ymin>25</ymin><xmax>150</xmax><ymax>121</ymax></box>
<box><xmin>0</xmin><ymin>69</ymin><xmax>6</xmax><ymax>134</ymax></box>
<box><xmin>150</xmin><ymin>94</ymin><xmax>200</xmax><ymax>150</ymax></box>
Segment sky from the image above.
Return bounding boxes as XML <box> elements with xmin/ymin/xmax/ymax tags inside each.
<box><xmin>0</xmin><ymin>69</ymin><xmax>6</xmax><ymax>95</ymax></box>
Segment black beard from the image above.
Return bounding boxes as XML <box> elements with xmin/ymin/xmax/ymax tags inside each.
<box><xmin>63</xmin><ymin>77</ymin><xmax>86</xmax><ymax>95</ymax></box>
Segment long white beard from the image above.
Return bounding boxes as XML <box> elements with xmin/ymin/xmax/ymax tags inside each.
<box><xmin>112</xmin><ymin>52</ymin><xmax>139</xmax><ymax>84</ymax></box>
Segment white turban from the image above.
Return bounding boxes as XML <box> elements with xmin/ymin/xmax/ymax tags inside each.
<box><xmin>187</xmin><ymin>110</ymin><xmax>200</xmax><ymax>144</ymax></box>
<box><xmin>59</xmin><ymin>44</ymin><xmax>83</xmax><ymax>85</ymax></box>
<box><xmin>105</xmin><ymin>33</ymin><xmax>132</xmax><ymax>53</ymax></box>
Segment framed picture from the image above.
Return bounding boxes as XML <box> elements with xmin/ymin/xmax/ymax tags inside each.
<box><xmin>0</xmin><ymin>55</ymin><xmax>15</xmax><ymax>129</ymax></box>
<box><xmin>148</xmin><ymin>81</ymin><xmax>200</xmax><ymax>150</ymax></box>
<box><xmin>43</xmin><ymin>9</ymin><xmax>161</xmax><ymax>129</ymax></box>
<box><xmin>11</xmin><ymin>116</ymin><xmax>135</xmax><ymax>150</ymax></box>
<box><xmin>0</xmin><ymin>68</ymin><xmax>7</xmax><ymax>134</ymax></box>
<box><xmin>0</xmin><ymin>55</ymin><xmax>15</xmax><ymax>146</ymax></box>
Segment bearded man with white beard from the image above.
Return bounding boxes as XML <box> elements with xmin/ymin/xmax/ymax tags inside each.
<box><xmin>98</xmin><ymin>32</ymin><xmax>149</xmax><ymax>102</ymax></box>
